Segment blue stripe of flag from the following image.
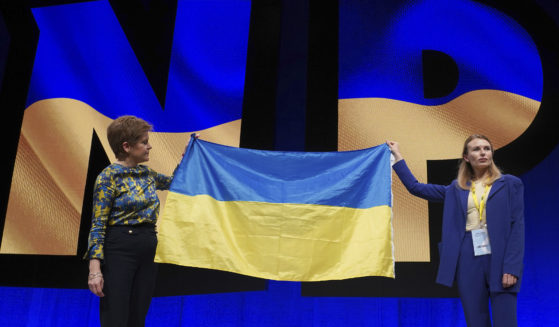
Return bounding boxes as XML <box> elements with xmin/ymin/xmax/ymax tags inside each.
<box><xmin>170</xmin><ymin>136</ymin><xmax>391</xmax><ymax>209</ymax></box>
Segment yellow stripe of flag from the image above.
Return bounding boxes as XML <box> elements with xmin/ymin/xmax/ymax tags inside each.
<box><xmin>156</xmin><ymin>192</ymin><xmax>394</xmax><ymax>281</ymax></box>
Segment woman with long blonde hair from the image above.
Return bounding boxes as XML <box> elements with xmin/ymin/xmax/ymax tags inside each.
<box><xmin>387</xmin><ymin>135</ymin><xmax>524</xmax><ymax>327</ymax></box>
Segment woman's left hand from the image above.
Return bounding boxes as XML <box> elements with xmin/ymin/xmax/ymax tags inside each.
<box><xmin>502</xmin><ymin>273</ymin><xmax>518</xmax><ymax>288</ymax></box>
<box><xmin>182</xmin><ymin>134</ymin><xmax>200</xmax><ymax>157</ymax></box>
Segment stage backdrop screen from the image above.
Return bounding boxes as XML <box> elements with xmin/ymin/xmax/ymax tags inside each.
<box><xmin>338</xmin><ymin>0</ymin><xmax>542</xmax><ymax>262</ymax></box>
<box><xmin>0</xmin><ymin>0</ymin><xmax>251</xmax><ymax>256</ymax></box>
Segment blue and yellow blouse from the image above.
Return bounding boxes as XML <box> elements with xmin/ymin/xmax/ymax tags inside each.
<box><xmin>85</xmin><ymin>163</ymin><xmax>172</xmax><ymax>260</ymax></box>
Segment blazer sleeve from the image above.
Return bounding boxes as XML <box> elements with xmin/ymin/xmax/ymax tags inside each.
<box><xmin>502</xmin><ymin>177</ymin><xmax>525</xmax><ymax>278</ymax></box>
<box><xmin>392</xmin><ymin>160</ymin><xmax>446</xmax><ymax>203</ymax></box>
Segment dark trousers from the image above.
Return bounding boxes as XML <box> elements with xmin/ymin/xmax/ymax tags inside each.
<box><xmin>456</xmin><ymin>231</ymin><xmax>518</xmax><ymax>327</ymax></box>
<box><xmin>100</xmin><ymin>224</ymin><xmax>158</xmax><ymax>327</ymax></box>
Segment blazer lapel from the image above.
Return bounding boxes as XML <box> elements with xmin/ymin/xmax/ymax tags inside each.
<box><xmin>488</xmin><ymin>176</ymin><xmax>505</xmax><ymax>200</ymax></box>
<box><xmin>457</xmin><ymin>185</ymin><xmax>469</xmax><ymax>222</ymax></box>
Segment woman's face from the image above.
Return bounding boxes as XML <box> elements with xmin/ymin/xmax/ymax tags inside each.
<box><xmin>125</xmin><ymin>132</ymin><xmax>152</xmax><ymax>165</ymax></box>
<box><xmin>463</xmin><ymin>138</ymin><xmax>493</xmax><ymax>172</ymax></box>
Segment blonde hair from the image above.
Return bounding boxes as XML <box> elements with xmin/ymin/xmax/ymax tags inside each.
<box><xmin>107</xmin><ymin>115</ymin><xmax>152</xmax><ymax>160</ymax></box>
<box><xmin>457</xmin><ymin>134</ymin><xmax>502</xmax><ymax>190</ymax></box>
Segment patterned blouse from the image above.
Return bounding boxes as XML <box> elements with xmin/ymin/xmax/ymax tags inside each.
<box><xmin>85</xmin><ymin>163</ymin><xmax>172</xmax><ymax>260</ymax></box>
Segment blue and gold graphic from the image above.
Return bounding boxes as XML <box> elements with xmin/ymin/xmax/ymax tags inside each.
<box><xmin>1</xmin><ymin>0</ymin><xmax>250</xmax><ymax>255</ymax></box>
<box><xmin>338</xmin><ymin>0</ymin><xmax>542</xmax><ymax>261</ymax></box>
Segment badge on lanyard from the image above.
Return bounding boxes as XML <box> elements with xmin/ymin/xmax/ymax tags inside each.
<box><xmin>472</xmin><ymin>227</ymin><xmax>491</xmax><ymax>256</ymax></box>
<box><xmin>471</xmin><ymin>182</ymin><xmax>491</xmax><ymax>256</ymax></box>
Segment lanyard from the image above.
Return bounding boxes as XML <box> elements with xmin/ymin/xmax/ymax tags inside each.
<box><xmin>471</xmin><ymin>182</ymin><xmax>491</xmax><ymax>222</ymax></box>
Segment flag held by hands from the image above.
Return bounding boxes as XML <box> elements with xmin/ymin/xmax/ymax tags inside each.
<box><xmin>155</xmin><ymin>136</ymin><xmax>394</xmax><ymax>281</ymax></box>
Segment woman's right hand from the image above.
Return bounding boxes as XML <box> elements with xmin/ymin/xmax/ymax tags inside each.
<box><xmin>88</xmin><ymin>259</ymin><xmax>105</xmax><ymax>297</ymax></box>
<box><xmin>386</xmin><ymin>141</ymin><xmax>403</xmax><ymax>162</ymax></box>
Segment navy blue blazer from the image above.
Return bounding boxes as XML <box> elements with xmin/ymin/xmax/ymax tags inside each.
<box><xmin>393</xmin><ymin>160</ymin><xmax>524</xmax><ymax>293</ymax></box>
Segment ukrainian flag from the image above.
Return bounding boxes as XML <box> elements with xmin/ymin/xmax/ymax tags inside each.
<box><xmin>155</xmin><ymin>136</ymin><xmax>394</xmax><ymax>281</ymax></box>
